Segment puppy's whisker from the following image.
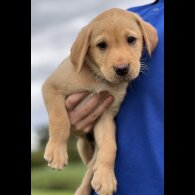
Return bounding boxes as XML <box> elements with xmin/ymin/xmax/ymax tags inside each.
<box><xmin>140</xmin><ymin>59</ymin><xmax>146</xmax><ymax>63</ymax></box>
<box><xmin>95</xmin><ymin>72</ymin><xmax>105</xmax><ymax>82</ymax></box>
<box><xmin>87</xmin><ymin>68</ymin><xmax>104</xmax><ymax>82</ymax></box>
<box><xmin>140</xmin><ymin>62</ymin><xmax>149</xmax><ymax>75</ymax></box>
<box><xmin>140</xmin><ymin>62</ymin><xmax>148</xmax><ymax>68</ymax></box>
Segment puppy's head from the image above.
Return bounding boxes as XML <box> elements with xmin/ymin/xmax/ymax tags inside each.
<box><xmin>70</xmin><ymin>8</ymin><xmax>158</xmax><ymax>83</ymax></box>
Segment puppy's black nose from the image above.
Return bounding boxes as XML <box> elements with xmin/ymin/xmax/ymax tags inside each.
<box><xmin>114</xmin><ymin>64</ymin><xmax>129</xmax><ymax>76</ymax></box>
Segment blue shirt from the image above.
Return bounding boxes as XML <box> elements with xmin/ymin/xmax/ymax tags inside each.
<box><xmin>93</xmin><ymin>0</ymin><xmax>164</xmax><ymax>194</ymax></box>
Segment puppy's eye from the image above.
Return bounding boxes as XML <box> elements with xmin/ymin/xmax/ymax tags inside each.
<box><xmin>97</xmin><ymin>42</ymin><xmax>107</xmax><ymax>50</ymax></box>
<box><xmin>127</xmin><ymin>36</ymin><xmax>136</xmax><ymax>45</ymax></box>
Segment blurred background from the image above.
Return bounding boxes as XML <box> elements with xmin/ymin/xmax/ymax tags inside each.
<box><xmin>31</xmin><ymin>0</ymin><xmax>153</xmax><ymax>195</ymax></box>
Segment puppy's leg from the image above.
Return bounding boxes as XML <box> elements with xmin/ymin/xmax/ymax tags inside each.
<box><xmin>75</xmin><ymin>137</ymin><xmax>95</xmax><ymax>195</ymax></box>
<box><xmin>42</xmin><ymin>84</ymin><xmax>70</xmax><ymax>170</ymax></box>
<box><xmin>75</xmin><ymin>150</ymin><xmax>97</xmax><ymax>195</ymax></box>
<box><xmin>91</xmin><ymin>113</ymin><xmax>117</xmax><ymax>195</ymax></box>
<box><xmin>77</xmin><ymin>136</ymin><xmax>94</xmax><ymax>165</ymax></box>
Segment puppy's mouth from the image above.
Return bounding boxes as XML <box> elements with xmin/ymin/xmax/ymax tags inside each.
<box><xmin>106</xmin><ymin>74</ymin><xmax>133</xmax><ymax>84</ymax></box>
<box><xmin>98</xmin><ymin>71</ymin><xmax>133</xmax><ymax>84</ymax></box>
<box><xmin>85</xmin><ymin>57</ymin><xmax>136</xmax><ymax>84</ymax></box>
<box><xmin>99</xmin><ymin>64</ymin><xmax>140</xmax><ymax>84</ymax></box>
<box><xmin>93</xmin><ymin>66</ymin><xmax>134</xmax><ymax>84</ymax></box>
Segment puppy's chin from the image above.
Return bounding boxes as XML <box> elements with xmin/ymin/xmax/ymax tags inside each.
<box><xmin>103</xmin><ymin>70</ymin><xmax>141</xmax><ymax>84</ymax></box>
<box><xmin>103</xmin><ymin>74</ymin><xmax>133</xmax><ymax>84</ymax></box>
<box><xmin>99</xmin><ymin>66</ymin><xmax>140</xmax><ymax>84</ymax></box>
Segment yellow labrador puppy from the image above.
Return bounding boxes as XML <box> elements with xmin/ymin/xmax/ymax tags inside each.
<box><xmin>42</xmin><ymin>8</ymin><xmax>158</xmax><ymax>195</ymax></box>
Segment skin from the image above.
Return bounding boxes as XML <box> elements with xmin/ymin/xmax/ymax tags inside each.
<box><xmin>65</xmin><ymin>91</ymin><xmax>114</xmax><ymax>134</ymax></box>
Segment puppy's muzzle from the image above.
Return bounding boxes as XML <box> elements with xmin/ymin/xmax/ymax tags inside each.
<box><xmin>113</xmin><ymin>64</ymin><xmax>129</xmax><ymax>76</ymax></box>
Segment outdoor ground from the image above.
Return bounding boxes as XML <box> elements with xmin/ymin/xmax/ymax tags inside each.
<box><xmin>31</xmin><ymin>162</ymin><xmax>85</xmax><ymax>195</ymax></box>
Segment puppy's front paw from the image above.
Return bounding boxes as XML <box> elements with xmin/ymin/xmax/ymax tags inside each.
<box><xmin>91</xmin><ymin>164</ymin><xmax>117</xmax><ymax>195</ymax></box>
<box><xmin>44</xmin><ymin>140</ymin><xmax>68</xmax><ymax>170</ymax></box>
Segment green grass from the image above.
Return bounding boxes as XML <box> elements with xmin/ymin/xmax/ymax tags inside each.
<box><xmin>32</xmin><ymin>162</ymin><xmax>86</xmax><ymax>191</ymax></box>
<box><xmin>31</xmin><ymin>189</ymin><xmax>73</xmax><ymax>195</ymax></box>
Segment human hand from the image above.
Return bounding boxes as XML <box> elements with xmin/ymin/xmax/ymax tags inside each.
<box><xmin>65</xmin><ymin>91</ymin><xmax>114</xmax><ymax>135</ymax></box>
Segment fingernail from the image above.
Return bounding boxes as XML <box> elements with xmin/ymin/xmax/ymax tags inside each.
<box><xmin>107</xmin><ymin>95</ymin><xmax>114</xmax><ymax>102</ymax></box>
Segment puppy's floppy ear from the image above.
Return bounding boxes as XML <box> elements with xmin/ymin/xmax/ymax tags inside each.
<box><xmin>70</xmin><ymin>25</ymin><xmax>91</xmax><ymax>72</ymax></box>
<box><xmin>133</xmin><ymin>13</ymin><xmax>158</xmax><ymax>56</ymax></box>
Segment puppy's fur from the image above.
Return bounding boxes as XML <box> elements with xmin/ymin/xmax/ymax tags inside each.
<box><xmin>42</xmin><ymin>8</ymin><xmax>158</xmax><ymax>195</ymax></box>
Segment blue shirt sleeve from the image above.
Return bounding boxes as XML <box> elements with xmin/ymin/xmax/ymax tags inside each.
<box><xmin>92</xmin><ymin>1</ymin><xmax>164</xmax><ymax>194</ymax></box>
